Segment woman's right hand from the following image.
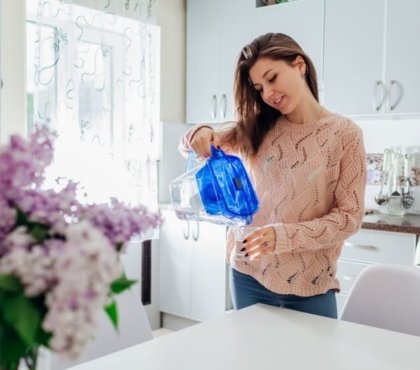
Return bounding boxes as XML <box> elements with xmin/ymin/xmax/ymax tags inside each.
<box><xmin>189</xmin><ymin>126</ymin><xmax>222</xmax><ymax>158</ymax></box>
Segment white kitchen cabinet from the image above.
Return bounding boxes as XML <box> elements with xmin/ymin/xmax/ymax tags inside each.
<box><xmin>336</xmin><ymin>229</ymin><xmax>417</xmax><ymax>316</ymax></box>
<box><xmin>384</xmin><ymin>0</ymin><xmax>420</xmax><ymax>114</ymax></box>
<box><xmin>159</xmin><ymin>209</ymin><xmax>192</xmax><ymax>318</ymax></box>
<box><xmin>189</xmin><ymin>219</ymin><xmax>227</xmax><ymax>321</ymax></box>
<box><xmin>186</xmin><ymin>0</ymin><xmax>254</xmax><ymax>124</ymax></box>
<box><xmin>253</xmin><ymin>0</ymin><xmax>325</xmax><ymax>82</ymax></box>
<box><xmin>324</xmin><ymin>0</ymin><xmax>384</xmax><ymax>116</ymax></box>
<box><xmin>324</xmin><ymin>0</ymin><xmax>420</xmax><ymax>116</ymax></box>
<box><xmin>159</xmin><ymin>209</ymin><xmax>227</xmax><ymax>321</ymax></box>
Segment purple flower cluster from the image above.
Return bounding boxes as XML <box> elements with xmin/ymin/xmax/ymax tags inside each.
<box><xmin>82</xmin><ymin>198</ymin><xmax>163</xmax><ymax>251</ymax></box>
<box><xmin>0</xmin><ymin>128</ymin><xmax>162</xmax><ymax>358</ymax></box>
<box><xmin>0</xmin><ymin>126</ymin><xmax>54</xmax><ymax>199</ymax></box>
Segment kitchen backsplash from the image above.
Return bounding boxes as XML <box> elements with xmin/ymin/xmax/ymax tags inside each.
<box><xmin>356</xmin><ymin>116</ymin><xmax>420</xmax><ymax>213</ymax></box>
<box><xmin>366</xmin><ymin>153</ymin><xmax>420</xmax><ymax>186</ymax></box>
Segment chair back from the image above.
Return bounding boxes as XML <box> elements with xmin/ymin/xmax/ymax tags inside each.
<box><xmin>50</xmin><ymin>287</ymin><xmax>153</xmax><ymax>369</ymax></box>
<box><xmin>340</xmin><ymin>263</ymin><xmax>420</xmax><ymax>336</ymax></box>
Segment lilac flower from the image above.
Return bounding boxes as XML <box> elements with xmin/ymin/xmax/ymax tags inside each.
<box><xmin>0</xmin><ymin>127</ymin><xmax>55</xmax><ymax>201</ymax></box>
<box><xmin>0</xmin><ymin>198</ymin><xmax>16</xmax><ymax>252</ymax></box>
<box><xmin>82</xmin><ymin>198</ymin><xmax>163</xmax><ymax>251</ymax></box>
<box><xmin>15</xmin><ymin>182</ymin><xmax>82</xmax><ymax>235</ymax></box>
<box><xmin>43</xmin><ymin>221</ymin><xmax>122</xmax><ymax>358</ymax></box>
<box><xmin>0</xmin><ymin>127</ymin><xmax>163</xmax><ymax>360</ymax></box>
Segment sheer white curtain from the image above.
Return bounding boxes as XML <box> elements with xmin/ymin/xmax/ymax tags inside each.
<box><xmin>26</xmin><ymin>0</ymin><xmax>160</xmax><ymax>209</ymax></box>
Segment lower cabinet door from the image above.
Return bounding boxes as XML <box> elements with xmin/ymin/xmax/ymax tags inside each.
<box><xmin>189</xmin><ymin>221</ymin><xmax>227</xmax><ymax>321</ymax></box>
<box><xmin>159</xmin><ymin>209</ymin><xmax>228</xmax><ymax>321</ymax></box>
<box><xmin>159</xmin><ymin>210</ymin><xmax>192</xmax><ymax>318</ymax></box>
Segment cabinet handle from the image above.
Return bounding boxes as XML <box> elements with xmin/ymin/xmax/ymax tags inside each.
<box><xmin>372</xmin><ymin>81</ymin><xmax>386</xmax><ymax>111</ymax></box>
<box><xmin>388</xmin><ymin>80</ymin><xmax>404</xmax><ymax>111</ymax></box>
<box><xmin>344</xmin><ymin>242</ymin><xmax>378</xmax><ymax>251</ymax></box>
<box><xmin>183</xmin><ymin>221</ymin><xmax>190</xmax><ymax>240</ymax></box>
<box><xmin>211</xmin><ymin>94</ymin><xmax>217</xmax><ymax>119</ymax></box>
<box><xmin>192</xmin><ymin>221</ymin><xmax>200</xmax><ymax>241</ymax></box>
<box><xmin>220</xmin><ymin>94</ymin><xmax>227</xmax><ymax>119</ymax></box>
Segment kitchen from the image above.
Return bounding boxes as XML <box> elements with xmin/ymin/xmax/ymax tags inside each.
<box><xmin>159</xmin><ymin>0</ymin><xmax>420</xmax><ymax>326</ymax></box>
<box><xmin>1</xmin><ymin>0</ymin><xmax>420</xmax><ymax>369</ymax></box>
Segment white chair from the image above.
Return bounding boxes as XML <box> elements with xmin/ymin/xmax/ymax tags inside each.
<box><xmin>49</xmin><ymin>287</ymin><xmax>153</xmax><ymax>369</ymax></box>
<box><xmin>340</xmin><ymin>263</ymin><xmax>420</xmax><ymax>336</ymax></box>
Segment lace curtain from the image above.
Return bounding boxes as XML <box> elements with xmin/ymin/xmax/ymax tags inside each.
<box><xmin>26</xmin><ymin>0</ymin><xmax>160</xmax><ymax>209</ymax></box>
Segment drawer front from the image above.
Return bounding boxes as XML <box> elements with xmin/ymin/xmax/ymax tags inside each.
<box><xmin>337</xmin><ymin>260</ymin><xmax>370</xmax><ymax>294</ymax></box>
<box><xmin>340</xmin><ymin>229</ymin><xmax>416</xmax><ymax>265</ymax></box>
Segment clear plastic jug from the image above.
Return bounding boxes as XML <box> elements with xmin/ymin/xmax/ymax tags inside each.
<box><xmin>169</xmin><ymin>146</ymin><xmax>259</xmax><ymax>226</ymax></box>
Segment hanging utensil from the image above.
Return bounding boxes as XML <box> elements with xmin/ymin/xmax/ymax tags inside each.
<box><xmin>375</xmin><ymin>149</ymin><xmax>391</xmax><ymax>206</ymax></box>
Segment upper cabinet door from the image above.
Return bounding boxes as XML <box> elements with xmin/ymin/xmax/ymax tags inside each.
<box><xmin>323</xmin><ymin>0</ymin><xmax>385</xmax><ymax>116</ymax></box>
<box><xmin>385</xmin><ymin>0</ymin><xmax>420</xmax><ymax>114</ymax></box>
<box><xmin>218</xmin><ymin>0</ymin><xmax>254</xmax><ymax>122</ymax></box>
<box><xmin>186</xmin><ymin>0</ymin><xmax>219</xmax><ymax>124</ymax></box>
<box><xmin>253</xmin><ymin>0</ymin><xmax>325</xmax><ymax>82</ymax></box>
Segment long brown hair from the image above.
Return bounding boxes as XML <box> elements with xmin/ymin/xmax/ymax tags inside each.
<box><xmin>222</xmin><ymin>33</ymin><xmax>319</xmax><ymax>158</ymax></box>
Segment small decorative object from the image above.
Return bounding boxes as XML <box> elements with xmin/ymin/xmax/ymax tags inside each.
<box><xmin>0</xmin><ymin>128</ymin><xmax>162</xmax><ymax>370</ymax></box>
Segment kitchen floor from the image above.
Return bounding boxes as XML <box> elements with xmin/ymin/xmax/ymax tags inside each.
<box><xmin>152</xmin><ymin>328</ymin><xmax>173</xmax><ymax>338</ymax></box>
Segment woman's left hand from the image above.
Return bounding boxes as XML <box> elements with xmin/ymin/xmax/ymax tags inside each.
<box><xmin>241</xmin><ymin>226</ymin><xmax>276</xmax><ymax>261</ymax></box>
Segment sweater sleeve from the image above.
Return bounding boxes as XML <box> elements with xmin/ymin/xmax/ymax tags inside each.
<box><xmin>178</xmin><ymin>122</ymin><xmax>237</xmax><ymax>157</ymax></box>
<box><xmin>270</xmin><ymin>127</ymin><xmax>367</xmax><ymax>254</ymax></box>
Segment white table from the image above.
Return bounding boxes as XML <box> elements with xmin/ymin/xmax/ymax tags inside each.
<box><xmin>68</xmin><ymin>304</ymin><xmax>420</xmax><ymax>370</ymax></box>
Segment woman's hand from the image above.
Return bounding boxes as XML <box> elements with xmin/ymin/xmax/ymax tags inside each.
<box><xmin>239</xmin><ymin>226</ymin><xmax>276</xmax><ymax>262</ymax></box>
<box><xmin>189</xmin><ymin>126</ymin><xmax>222</xmax><ymax>158</ymax></box>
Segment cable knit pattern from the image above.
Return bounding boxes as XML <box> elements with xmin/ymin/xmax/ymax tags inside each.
<box><xmin>226</xmin><ymin>113</ymin><xmax>367</xmax><ymax>297</ymax></box>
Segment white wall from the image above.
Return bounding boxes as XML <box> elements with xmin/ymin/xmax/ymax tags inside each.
<box><xmin>0</xmin><ymin>0</ymin><xmax>26</xmax><ymax>143</ymax></box>
<box><xmin>157</xmin><ymin>0</ymin><xmax>186</xmax><ymax>123</ymax></box>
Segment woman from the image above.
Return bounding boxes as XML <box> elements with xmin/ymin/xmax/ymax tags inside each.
<box><xmin>180</xmin><ymin>33</ymin><xmax>366</xmax><ymax>318</ymax></box>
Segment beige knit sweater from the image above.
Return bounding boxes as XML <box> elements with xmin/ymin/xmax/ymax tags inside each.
<box><xmin>183</xmin><ymin>112</ymin><xmax>367</xmax><ymax>297</ymax></box>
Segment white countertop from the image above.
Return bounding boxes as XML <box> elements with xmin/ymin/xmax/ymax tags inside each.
<box><xmin>68</xmin><ymin>303</ymin><xmax>420</xmax><ymax>370</ymax></box>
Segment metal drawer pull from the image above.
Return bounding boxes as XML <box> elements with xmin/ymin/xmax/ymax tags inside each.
<box><xmin>344</xmin><ymin>242</ymin><xmax>378</xmax><ymax>251</ymax></box>
<box><xmin>211</xmin><ymin>94</ymin><xmax>217</xmax><ymax>119</ymax></box>
<box><xmin>372</xmin><ymin>80</ymin><xmax>386</xmax><ymax>111</ymax></box>
<box><xmin>389</xmin><ymin>80</ymin><xmax>403</xmax><ymax>111</ymax></box>
<box><xmin>183</xmin><ymin>221</ymin><xmax>190</xmax><ymax>240</ymax></box>
<box><xmin>192</xmin><ymin>221</ymin><xmax>199</xmax><ymax>241</ymax></box>
<box><xmin>220</xmin><ymin>93</ymin><xmax>227</xmax><ymax>119</ymax></box>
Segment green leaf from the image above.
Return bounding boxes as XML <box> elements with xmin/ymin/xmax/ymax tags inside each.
<box><xmin>29</xmin><ymin>224</ymin><xmax>49</xmax><ymax>243</ymax></box>
<box><xmin>110</xmin><ymin>274</ymin><xmax>137</xmax><ymax>294</ymax></box>
<box><xmin>31</xmin><ymin>295</ymin><xmax>52</xmax><ymax>347</ymax></box>
<box><xmin>15</xmin><ymin>207</ymin><xmax>29</xmax><ymax>226</ymax></box>
<box><xmin>0</xmin><ymin>318</ymin><xmax>28</xmax><ymax>366</ymax></box>
<box><xmin>0</xmin><ymin>275</ymin><xmax>22</xmax><ymax>293</ymax></box>
<box><xmin>15</xmin><ymin>207</ymin><xmax>50</xmax><ymax>243</ymax></box>
<box><xmin>116</xmin><ymin>242</ymin><xmax>124</xmax><ymax>252</ymax></box>
<box><xmin>104</xmin><ymin>299</ymin><xmax>119</xmax><ymax>331</ymax></box>
<box><xmin>35</xmin><ymin>326</ymin><xmax>52</xmax><ymax>347</ymax></box>
<box><xmin>2</xmin><ymin>294</ymin><xmax>41</xmax><ymax>346</ymax></box>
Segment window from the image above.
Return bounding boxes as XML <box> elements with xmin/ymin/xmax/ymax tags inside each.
<box><xmin>26</xmin><ymin>0</ymin><xmax>160</xmax><ymax>207</ymax></box>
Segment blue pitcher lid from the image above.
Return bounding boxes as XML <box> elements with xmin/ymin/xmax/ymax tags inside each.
<box><xmin>196</xmin><ymin>146</ymin><xmax>259</xmax><ymax>223</ymax></box>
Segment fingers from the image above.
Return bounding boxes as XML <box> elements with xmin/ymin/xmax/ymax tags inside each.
<box><xmin>239</xmin><ymin>227</ymin><xmax>276</xmax><ymax>262</ymax></box>
<box><xmin>190</xmin><ymin>128</ymin><xmax>221</xmax><ymax>158</ymax></box>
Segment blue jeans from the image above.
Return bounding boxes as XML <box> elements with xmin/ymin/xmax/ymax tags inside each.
<box><xmin>230</xmin><ymin>268</ymin><xmax>337</xmax><ymax>319</ymax></box>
